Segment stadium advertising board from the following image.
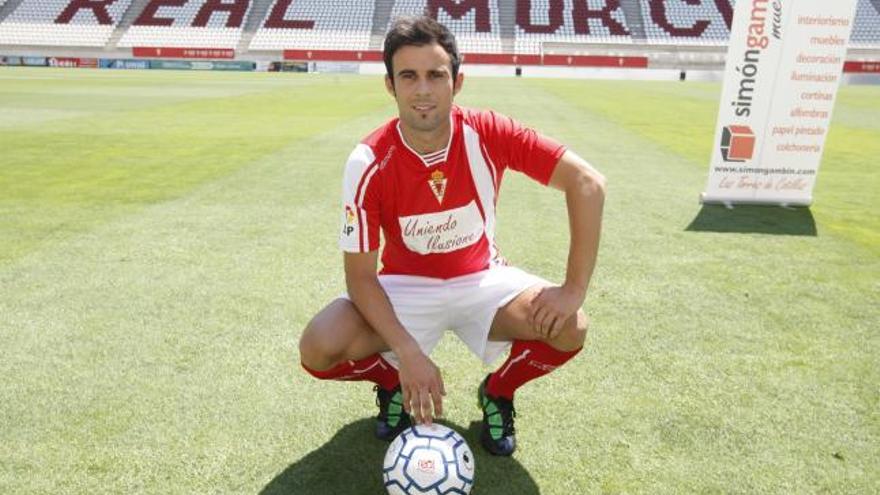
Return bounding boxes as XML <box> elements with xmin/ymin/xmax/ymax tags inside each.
<box><xmin>48</xmin><ymin>58</ymin><xmax>98</xmax><ymax>69</ymax></box>
<box><xmin>843</xmin><ymin>61</ymin><xmax>880</xmax><ymax>73</ymax></box>
<box><xmin>703</xmin><ymin>0</ymin><xmax>858</xmax><ymax>206</ymax></box>
<box><xmin>133</xmin><ymin>47</ymin><xmax>235</xmax><ymax>59</ymax></box>
<box><xmin>149</xmin><ymin>60</ymin><xmax>194</xmax><ymax>70</ymax></box>
<box><xmin>101</xmin><ymin>59</ymin><xmax>151</xmax><ymax>70</ymax></box>
<box><xmin>148</xmin><ymin>60</ymin><xmax>254</xmax><ymax>71</ymax></box>
<box><xmin>269</xmin><ymin>61</ymin><xmax>308</xmax><ymax>72</ymax></box>
<box><xmin>192</xmin><ymin>61</ymin><xmax>255</xmax><ymax>71</ymax></box>
<box><xmin>22</xmin><ymin>57</ymin><xmax>48</xmax><ymax>67</ymax></box>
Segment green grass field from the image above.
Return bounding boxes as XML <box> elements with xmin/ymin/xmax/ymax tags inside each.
<box><xmin>1</xmin><ymin>67</ymin><xmax>877</xmax><ymax>494</ymax></box>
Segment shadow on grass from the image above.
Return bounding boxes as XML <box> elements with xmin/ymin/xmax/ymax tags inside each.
<box><xmin>686</xmin><ymin>205</ymin><xmax>817</xmax><ymax>236</ymax></box>
<box><xmin>260</xmin><ymin>418</ymin><xmax>539</xmax><ymax>495</ymax></box>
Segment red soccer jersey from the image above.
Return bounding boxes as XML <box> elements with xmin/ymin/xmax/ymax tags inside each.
<box><xmin>339</xmin><ymin>105</ymin><xmax>566</xmax><ymax>279</ymax></box>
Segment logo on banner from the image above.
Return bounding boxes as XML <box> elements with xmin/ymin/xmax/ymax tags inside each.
<box><xmin>428</xmin><ymin>170</ymin><xmax>447</xmax><ymax>204</ymax></box>
<box><xmin>720</xmin><ymin>125</ymin><xmax>756</xmax><ymax>162</ymax></box>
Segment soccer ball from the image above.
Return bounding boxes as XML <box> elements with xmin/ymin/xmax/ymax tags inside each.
<box><xmin>383</xmin><ymin>424</ymin><xmax>475</xmax><ymax>495</ymax></box>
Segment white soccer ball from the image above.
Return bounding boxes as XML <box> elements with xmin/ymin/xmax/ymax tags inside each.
<box><xmin>383</xmin><ymin>424</ymin><xmax>476</xmax><ymax>495</ymax></box>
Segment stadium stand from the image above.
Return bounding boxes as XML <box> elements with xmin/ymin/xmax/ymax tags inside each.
<box><xmin>249</xmin><ymin>0</ymin><xmax>374</xmax><ymax>51</ymax></box>
<box><xmin>641</xmin><ymin>0</ymin><xmax>732</xmax><ymax>45</ymax></box>
<box><xmin>514</xmin><ymin>0</ymin><xmax>631</xmax><ymax>54</ymax></box>
<box><xmin>389</xmin><ymin>0</ymin><xmax>504</xmax><ymax>53</ymax></box>
<box><xmin>852</xmin><ymin>0</ymin><xmax>880</xmax><ymax>47</ymax></box>
<box><xmin>0</xmin><ymin>0</ymin><xmax>132</xmax><ymax>47</ymax></box>
<box><xmin>117</xmin><ymin>0</ymin><xmax>251</xmax><ymax>49</ymax></box>
<box><xmin>0</xmin><ymin>0</ymin><xmax>877</xmax><ymax>57</ymax></box>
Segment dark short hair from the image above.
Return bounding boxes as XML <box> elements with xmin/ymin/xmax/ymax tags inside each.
<box><xmin>383</xmin><ymin>15</ymin><xmax>460</xmax><ymax>82</ymax></box>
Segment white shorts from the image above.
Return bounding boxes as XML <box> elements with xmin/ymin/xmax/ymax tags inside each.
<box><xmin>344</xmin><ymin>265</ymin><xmax>548</xmax><ymax>367</ymax></box>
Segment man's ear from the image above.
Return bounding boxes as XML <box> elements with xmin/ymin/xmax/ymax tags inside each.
<box><xmin>453</xmin><ymin>72</ymin><xmax>464</xmax><ymax>96</ymax></box>
<box><xmin>385</xmin><ymin>75</ymin><xmax>396</xmax><ymax>98</ymax></box>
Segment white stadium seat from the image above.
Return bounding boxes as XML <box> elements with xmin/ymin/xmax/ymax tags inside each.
<box><xmin>389</xmin><ymin>0</ymin><xmax>504</xmax><ymax>54</ymax></box>
<box><xmin>641</xmin><ymin>0</ymin><xmax>731</xmax><ymax>46</ymax></box>
<box><xmin>0</xmin><ymin>0</ymin><xmax>877</xmax><ymax>54</ymax></box>
<box><xmin>514</xmin><ymin>0</ymin><xmax>631</xmax><ymax>54</ymax></box>
<box><xmin>118</xmin><ymin>1</ymin><xmax>251</xmax><ymax>49</ymax></box>
<box><xmin>249</xmin><ymin>0</ymin><xmax>373</xmax><ymax>51</ymax></box>
<box><xmin>851</xmin><ymin>0</ymin><xmax>880</xmax><ymax>47</ymax></box>
<box><xmin>0</xmin><ymin>0</ymin><xmax>132</xmax><ymax>47</ymax></box>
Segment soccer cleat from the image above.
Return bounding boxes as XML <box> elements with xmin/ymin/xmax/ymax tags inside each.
<box><xmin>374</xmin><ymin>384</ymin><xmax>411</xmax><ymax>441</ymax></box>
<box><xmin>477</xmin><ymin>374</ymin><xmax>517</xmax><ymax>456</ymax></box>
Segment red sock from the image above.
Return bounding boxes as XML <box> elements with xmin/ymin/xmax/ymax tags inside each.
<box><xmin>302</xmin><ymin>354</ymin><xmax>400</xmax><ymax>391</ymax></box>
<box><xmin>486</xmin><ymin>340</ymin><xmax>582</xmax><ymax>400</ymax></box>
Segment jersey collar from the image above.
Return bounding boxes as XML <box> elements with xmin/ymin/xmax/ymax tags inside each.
<box><xmin>396</xmin><ymin>114</ymin><xmax>455</xmax><ymax>168</ymax></box>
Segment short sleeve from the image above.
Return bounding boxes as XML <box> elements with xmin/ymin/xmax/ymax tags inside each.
<box><xmin>339</xmin><ymin>144</ymin><xmax>381</xmax><ymax>253</ymax></box>
<box><xmin>477</xmin><ymin>110</ymin><xmax>566</xmax><ymax>186</ymax></box>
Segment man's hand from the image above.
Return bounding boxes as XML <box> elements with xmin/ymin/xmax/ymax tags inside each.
<box><xmin>528</xmin><ymin>284</ymin><xmax>585</xmax><ymax>340</ymax></box>
<box><xmin>397</xmin><ymin>349</ymin><xmax>445</xmax><ymax>425</ymax></box>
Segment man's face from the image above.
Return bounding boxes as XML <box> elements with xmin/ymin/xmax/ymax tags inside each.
<box><xmin>386</xmin><ymin>43</ymin><xmax>463</xmax><ymax>134</ymax></box>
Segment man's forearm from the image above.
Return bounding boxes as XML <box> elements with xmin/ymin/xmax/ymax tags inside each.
<box><xmin>563</xmin><ymin>172</ymin><xmax>605</xmax><ymax>295</ymax></box>
<box><xmin>347</xmin><ymin>275</ymin><xmax>421</xmax><ymax>357</ymax></box>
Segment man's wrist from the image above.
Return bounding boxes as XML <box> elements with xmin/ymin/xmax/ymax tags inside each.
<box><xmin>562</xmin><ymin>280</ymin><xmax>588</xmax><ymax>298</ymax></box>
<box><xmin>392</xmin><ymin>340</ymin><xmax>423</xmax><ymax>361</ymax></box>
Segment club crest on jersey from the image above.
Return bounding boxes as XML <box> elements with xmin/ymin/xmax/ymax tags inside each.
<box><xmin>429</xmin><ymin>170</ymin><xmax>447</xmax><ymax>205</ymax></box>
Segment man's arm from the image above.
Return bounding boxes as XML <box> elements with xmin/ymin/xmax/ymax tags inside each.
<box><xmin>344</xmin><ymin>251</ymin><xmax>445</xmax><ymax>424</ymax></box>
<box><xmin>528</xmin><ymin>149</ymin><xmax>606</xmax><ymax>338</ymax></box>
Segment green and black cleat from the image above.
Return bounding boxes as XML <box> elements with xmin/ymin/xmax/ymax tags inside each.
<box><xmin>477</xmin><ymin>374</ymin><xmax>517</xmax><ymax>456</ymax></box>
<box><xmin>374</xmin><ymin>384</ymin><xmax>412</xmax><ymax>441</ymax></box>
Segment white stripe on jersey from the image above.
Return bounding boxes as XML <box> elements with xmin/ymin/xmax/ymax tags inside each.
<box><xmin>356</xmin><ymin>163</ymin><xmax>379</xmax><ymax>207</ymax></box>
<box><xmin>422</xmin><ymin>149</ymin><xmax>445</xmax><ymax>159</ymax></box>
<box><xmin>423</xmin><ymin>154</ymin><xmax>444</xmax><ymax>166</ymax></box>
<box><xmin>339</xmin><ymin>143</ymin><xmax>377</xmax><ymax>253</ymax></box>
<box><xmin>422</xmin><ymin>149</ymin><xmax>445</xmax><ymax>166</ymax></box>
<box><xmin>463</xmin><ymin>124</ymin><xmax>498</xmax><ymax>262</ymax></box>
<box><xmin>356</xmin><ymin>163</ymin><xmax>380</xmax><ymax>250</ymax></box>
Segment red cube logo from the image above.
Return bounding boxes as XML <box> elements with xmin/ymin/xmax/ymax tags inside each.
<box><xmin>720</xmin><ymin>125</ymin><xmax>756</xmax><ymax>162</ymax></box>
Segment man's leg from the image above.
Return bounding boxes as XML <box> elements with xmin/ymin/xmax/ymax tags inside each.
<box><xmin>487</xmin><ymin>285</ymin><xmax>587</xmax><ymax>398</ymax></box>
<box><xmin>299</xmin><ymin>298</ymin><xmax>397</xmax><ymax>386</ymax></box>
<box><xmin>299</xmin><ymin>298</ymin><xmax>410</xmax><ymax>439</ymax></box>
<box><xmin>477</xmin><ymin>285</ymin><xmax>587</xmax><ymax>455</ymax></box>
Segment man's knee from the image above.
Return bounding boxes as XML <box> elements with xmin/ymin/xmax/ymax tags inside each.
<box><xmin>549</xmin><ymin>310</ymin><xmax>588</xmax><ymax>351</ymax></box>
<box><xmin>299</xmin><ymin>317</ymin><xmax>340</xmax><ymax>371</ymax></box>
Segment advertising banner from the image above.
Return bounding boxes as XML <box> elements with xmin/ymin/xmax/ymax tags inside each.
<box><xmin>702</xmin><ymin>0</ymin><xmax>858</xmax><ymax>206</ymax></box>
<box><xmin>133</xmin><ymin>47</ymin><xmax>235</xmax><ymax>59</ymax></box>
<box><xmin>843</xmin><ymin>61</ymin><xmax>880</xmax><ymax>73</ymax></box>
<box><xmin>148</xmin><ymin>60</ymin><xmax>254</xmax><ymax>71</ymax></box>
<box><xmin>269</xmin><ymin>61</ymin><xmax>308</xmax><ymax>72</ymax></box>
<box><xmin>149</xmin><ymin>60</ymin><xmax>193</xmax><ymax>70</ymax></box>
<box><xmin>47</xmin><ymin>57</ymin><xmax>98</xmax><ymax>68</ymax></box>
<box><xmin>190</xmin><ymin>60</ymin><xmax>254</xmax><ymax>71</ymax></box>
<box><xmin>79</xmin><ymin>58</ymin><xmax>99</xmax><ymax>69</ymax></box>
<box><xmin>101</xmin><ymin>59</ymin><xmax>150</xmax><ymax>70</ymax></box>
<box><xmin>22</xmin><ymin>57</ymin><xmax>47</xmax><ymax>67</ymax></box>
